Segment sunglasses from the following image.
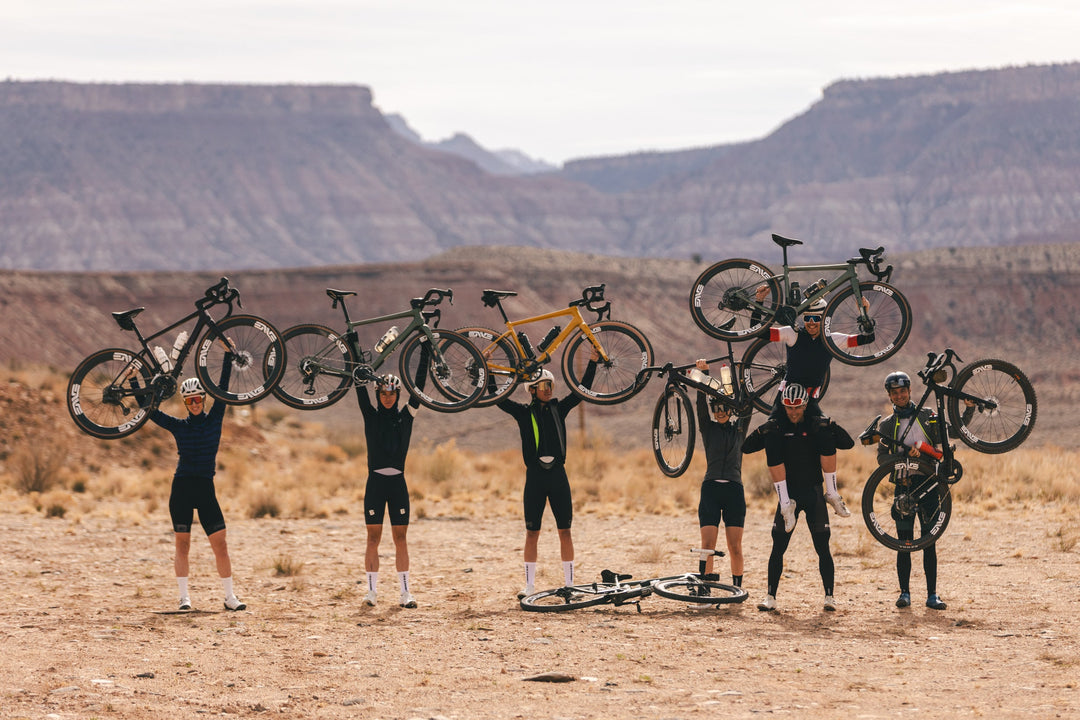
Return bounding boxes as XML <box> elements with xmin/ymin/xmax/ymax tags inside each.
<box><xmin>802</xmin><ymin>314</ymin><xmax>822</xmax><ymax>323</ymax></box>
<box><xmin>184</xmin><ymin>396</ymin><xmax>204</xmax><ymax>405</ymax></box>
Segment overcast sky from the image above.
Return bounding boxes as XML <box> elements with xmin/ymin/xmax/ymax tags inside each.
<box><xmin>4</xmin><ymin>1</ymin><xmax>1078</xmax><ymax>164</ymax></box>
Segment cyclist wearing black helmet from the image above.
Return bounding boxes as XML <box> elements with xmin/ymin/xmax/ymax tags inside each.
<box><xmin>356</xmin><ymin>347</ymin><xmax>430</xmax><ymax>610</ymax></box>
<box><xmin>145</xmin><ymin>345</ymin><xmax>245</xmax><ymax>612</ymax></box>
<box><xmin>875</xmin><ymin>370</ymin><xmax>948</xmax><ymax>611</ymax></box>
<box><xmin>756</xmin><ymin>383</ymin><xmax>842</xmax><ymax>613</ymax></box>
<box><xmin>692</xmin><ymin>359</ymin><xmax>750</xmax><ymax>588</ymax></box>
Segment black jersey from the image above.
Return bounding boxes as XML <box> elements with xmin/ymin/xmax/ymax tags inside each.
<box><xmin>696</xmin><ymin>389</ymin><xmax>749</xmax><ymax>484</ymax></box>
<box><xmin>356</xmin><ymin>385</ymin><xmax>421</xmax><ymax>472</ymax></box>
<box><xmin>150</xmin><ymin>356</ymin><xmax>231</xmax><ymax>479</ymax></box>
<box><xmin>764</xmin><ymin>412</ymin><xmax>836</xmax><ymax>490</ymax></box>
<box><xmin>497</xmin><ymin>363</ymin><xmax>596</xmax><ymax>471</ymax></box>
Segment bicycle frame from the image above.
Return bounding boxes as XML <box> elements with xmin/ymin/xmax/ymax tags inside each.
<box><xmin>639</xmin><ymin>341</ymin><xmax>769</xmax><ymax>418</ymax></box>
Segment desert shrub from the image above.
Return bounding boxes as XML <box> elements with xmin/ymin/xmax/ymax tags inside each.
<box><xmin>273</xmin><ymin>555</ymin><xmax>304</xmax><ymax>576</ymax></box>
<box><xmin>45</xmin><ymin>503</ymin><xmax>67</xmax><ymax>518</ymax></box>
<box><xmin>11</xmin><ymin>440</ymin><xmax>65</xmax><ymax>494</ymax></box>
<box><xmin>249</xmin><ymin>492</ymin><xmax>281</xmax><ymax>519</ymax></box>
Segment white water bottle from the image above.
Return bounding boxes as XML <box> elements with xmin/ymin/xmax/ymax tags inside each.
<box><xmin>688</xmin><ymin>368</ymin><xmax>724</xmax><ymax>394</ymax></box>
<box><xmin>719</xmin><ymin>364</ymin><xmax>734</xmax><ymax>395</ymax></box>
<box><xmin>374</xmin><ymin>326</ymin><xmax>399</xmax><ymax>354</ymax></box>
<box><xmin>171</xmin><ymin>331</ymin><xmax>188</xmax><ymax>361</ymax></box>
<box><xmin>153</xmin><ymin>346</ymin><xmax>171</xmax><ymax>372</ymax></box>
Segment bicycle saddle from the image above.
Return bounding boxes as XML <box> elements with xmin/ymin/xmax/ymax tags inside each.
<box><xmin>771</xmin><ymin>233</ymin><xmax>803</xmax><ymax>248</ymax></box>
<box><xmin>481</xmin><ymin>289</ymin><xmax>516</xmax><ymax>307</ymax></box>
<box><xmin>325</xmin><ymin>288</ymin><xmax>356</xmax><ymax>301</ymax></box>
<box><xmin>112</xmin><ymin>308</ymin><xmax>145</xmax><ymax>331</ymax></box>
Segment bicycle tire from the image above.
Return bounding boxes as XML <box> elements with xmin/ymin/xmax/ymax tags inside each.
<box><xmin>398</xmin><ymin>329</ymin><xmax>487</xmax><ymax>412</ymax></box>
<box><xmin>67</xmin><ymin>348</ymin><xmax>155</xmax><ymax>439</ymax></box>
<box><xmin>947</xmin><ymin>359</ymin><xmax>1037</xmax><ymax>454</ymax></box>
<box><xmin>822</xmin><ymin>281</ymin><xmax>912</xmax><ymax>366</ymax></box>
<box><xmin>454</xmin><ymin>326</ymin><xmax>522</xmax><ymax>407</ymax></box>
<box><xmin>195</xmin><ymin>314</ymin><xmax>287</xmax><ymax>405</ymax></box>
<box><xmin>272</xmin><ymin>324</ymin><xmax>356</xmax><ymax>410</ymax></box>
<box><xmin>651</xmin><ymin>385</ymin><xmax>696</xmax><ymax>478</ymax></box>
<box><xmin>650</xmin><ymin>577</ymin><xmax>749</xmax><ymax>605</ymax></box>
<box><xmin>740</xmin><ymin>336</ymin><xmax>831</xmax><ymax>415</ymax></box>
<box><xmin>689</xmin><ymin>259</ymin><xmax>781</xmax><ymax>341</ymax></box>
<box><xmin>560</xmin><ymin>320</ymin><xmax>653</xmax><ymax>405</ymax></box>
<box><xmin>861</xmin><ymin>460</ymin><xmax>952</xmax><ymax>552</ymax></box>
<box><xmin>520</xmin><ymin>583</ymin><xmax>645</xmax><ymax>612</ymax></box>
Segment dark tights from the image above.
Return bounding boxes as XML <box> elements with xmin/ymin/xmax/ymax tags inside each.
<box><xmin>766</xmin><ymin>525</ymin><xmax>834</xmax><ymax>597</ymax></box>
<box><xmin>897</xmin><ymin>545</ymin><xmax>938</xmax><ymax>595</ymax></box>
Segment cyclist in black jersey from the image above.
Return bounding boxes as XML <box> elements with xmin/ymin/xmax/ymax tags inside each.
<box><xmin>877</xmin><ymin>371</ymin><xmax>948</xmax><ymax>611</ymax></box>
<box><xmin>357</xmin><ymin>346</ymin><xmax>429</xmax><ymax>609</ymax></box>
<box><xmin>146</xmin><ymin>349</ymin><xmax>245</xmax><ymax>612</ymax></box>
<box><xmin>493</xmin><ymin>350</ymin><xmax>598</xmax><ymax>599</ymax></box>
<box><xmin>756</xmin><ymin>383</ymin><xmax>841</xmax><ymax>613</ymax></box>
<box><xmin>693</xmin><ymin>359</ymin><xmax>750</xmax><ymax>588</ymax></box>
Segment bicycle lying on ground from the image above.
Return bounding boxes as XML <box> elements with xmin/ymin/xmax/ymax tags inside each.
<box><xmin>689</xmin><ymin>233</ymin><xmax>912</xmax><ymax>365</ymax></box>
<box><xmin>859</xmin><ymin>348</ymin><xmax>1037</xmax><ymax>551</ymax></box>
<box><xmin>637</xmin><ymin>339</ymin><xmax>828</xmax><ymax>477</ymax></box>
<box><xmin>271</xmin><ymin>287</ymin><xmax>487</xmax><ymax>413</ymax></box>
<box><xmin>456</xmin><ymin>284</ymin><xmax>653</xmax><ymax>406</ymax></box>
<box><xmin>519</xmin><ymin>549</ymin><xmax>749</xmax><ymax>612</ymax></box>
<box><xmin>67</xmin><ymin>277</ymin><xmax>286</xmax><ymax>439</ymax></box>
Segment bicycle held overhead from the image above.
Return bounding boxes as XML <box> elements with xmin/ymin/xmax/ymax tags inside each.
<box><xmin>66</xmin><ymin>277</ymin><xmax>286</xmax><ymax>440</ymax></box>
<box><xmin>689</xmin><ymin>233</ymin><xmax>913</xmax><ymax>366</ymax></box>
<box><xmin>859</xmin><ymin>348</ymin><xmax>1037</xmax><ymax>552</ymax></box>
<box><xmin>457</xmin><ymin>284</ymin><xmax>653</xmax><ymax>406</ymax></box>
<box><xmin>272</xmin><ymin>287</ymin><xmax>488</xmax><ymax>413</ymax></box>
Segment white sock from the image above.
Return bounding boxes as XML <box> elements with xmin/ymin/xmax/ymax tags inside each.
<box><xmin>562</xmin><ymin>561</ymin><xmax>574</xmax><ymax>586</ymax></box>
<box><xmin>366</xmin><ymin>572</ymin><xmax>378</xmax><ymax>594</ymax></box>
<box><xmin>177</xmin><ymin>577</ymin><xmax>189</xmax><ymax>599</ymax></box>
<box><xmin>524</xmin><ymin>562</ymin><xmax>537</xmax><ymax>588</ymax></box>
<box><xmin>398</xmin><ymin>571</ymin><xmax>410</xmax><ymax>595</ymax></box>
<box><xmin>221</xmin><ymin>576</ymin><xmax>234</xmax><ymax>599</ymax></box>
<box><xmin>824</xmin><ymin>472</ymin><xmax>839</xmax><ymax>496</ymax></box>
<box><xmin>773</xmin><ymin>480</ymin><xmax>791</xmax><ymax>505</ymax></box>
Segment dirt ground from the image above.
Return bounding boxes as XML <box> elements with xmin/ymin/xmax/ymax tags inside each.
<box><xmin>2</xmin><ymin>501</ymin><xmax>1078</xmax><ymax>720</ymax></box>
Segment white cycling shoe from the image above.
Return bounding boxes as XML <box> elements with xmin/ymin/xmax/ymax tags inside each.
<box><xmin>779</xmin><ymin>501</ymin><xmax>797</xmax><ymax>532</ymax></box>
<box><xmin>826</xmin><ymin>493</ymin><xmax>851</xmax><ymax>518</ymax></box>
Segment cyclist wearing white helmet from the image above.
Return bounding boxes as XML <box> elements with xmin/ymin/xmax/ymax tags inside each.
<box><xmin>495</xmin><ymin>351</ymin><xmax>599</xmax><ymax>600</ymax></box>
<box><xmin>355</xmin><ymin>351</ymin><xmax>429</xmax><ymax>609</ymax></box>
<box><xmin>148</xmin><ymin>342</ymin><xmax>245</xmax><ymax>612</ymax></box>
<box><xmin>755</xmin><ymin>382</ymin><xmax>843</xmax><ymax>613</ymax></box>
<box><xmin>874</xmin><ymin>370</ymin><xmax>948</xmax><ymax>611</ymax></box>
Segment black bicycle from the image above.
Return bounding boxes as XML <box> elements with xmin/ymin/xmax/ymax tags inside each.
<box><xmin>519</xmin><ymin>549</ymin><xmax>748</xmax><ymax>612</ymax></box>
<box><xmin>638</xmin><ymin>339</ymin><xmax>828</xmax><ymax>477</ymax></box>
<box><xmin>689</xmin><ymin>233</ymin><xmax>912</xmax><ymax>365</ymax></box>
<box><xmin>272</xmin><ymin>288</ymin><xmax>487</xmax><ymax>413</ymax></box>
<box><xmin>67</xmin><ymin>277</ymin><xmax>286</xmax><ymax>439</ymax></box>
<box><xmin>860</xmin><ymin>348</ymin><xmax>1037</xmax><ymax>551</ymax></box>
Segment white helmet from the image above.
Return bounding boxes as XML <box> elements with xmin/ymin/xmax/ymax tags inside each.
<box><xmin>525</xmin><ymin>369</ymin><xmax>555</xmax><ymax>391</ymax></box>
<box><xmin>179</xmin><ymin>377</ymin><xmax>205</xmax><ymax>399</ymax></box>
<box><xmin>805</xmin><ymin>297</ymin><xmax>827</xmax><ymax>314</ymax></box>
<box><xmin>378</xmin><ymin>374</ymin><xmax>402</xmax><ymax>393</ymax></box>
<box><xmin>782</xmin><ymin>383</ymin><xmax>808</xmax><ymax>408</ymax></box>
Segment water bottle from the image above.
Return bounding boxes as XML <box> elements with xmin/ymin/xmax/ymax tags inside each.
<box><xmin>788</xmin><ymin>281</ymin><xmax>802</xmax><ymax>306</ymax></box>
<box><xmin>153</xmin><ymin>346</ymin><xmax>171</xmax><ymax>372</ymax></box>
<box><xmin>688</xmin><ymin>368</ymin><xmax>724</xmax><ymax>395</ymax></box>
<box><xmin>170</xmin><ymin>331</ymin><xmax>188</xmax><ymax>361</ymax></box>
<box><xmin>719</xmin><ymin>363</ymin><xmax>734</xmax><ymax>396</ymax></box>
<box><xmin>517</xmin><ymin>331</ymin><xmax>535</xmax><ymax>359</ymax></box>
<box><xmin>805</xmin><ymin>278</ymin><xmax>827</xmax><ymax>298</ymax></box>
<box><xmin>915</xmin><ymin>441</ymin><xmax>943</xmax><ymax>460</ymax></box>
<box><xmin>374</xmin><ymin>326</ymin><xmax>399</xmax><ymax>354</ymax></box>
<box><xmin>537</xmin><ymin>326</ymin><xmax>561</xmax><ymax>354</ymax></box>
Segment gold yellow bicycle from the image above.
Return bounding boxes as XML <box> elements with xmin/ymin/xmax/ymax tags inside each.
<box><xmin>457</xmin><ymin>284</ymin><xmax>653</xmax><ymax>406</ymax></box>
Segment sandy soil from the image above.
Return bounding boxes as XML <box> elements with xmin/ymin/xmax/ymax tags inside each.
<box><xmin>2</xmin><ymin>502</ymin><xmax>1078</xmax><ymax>720</ymax></box>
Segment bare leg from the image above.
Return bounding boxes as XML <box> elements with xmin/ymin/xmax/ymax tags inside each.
<box><xmin>699</xmin><ymin>525</ymin><xmax>719</xmax><ymax>574</ymax></box>
<box><xmin>391</xmin><ymin>525</ymin><xmax>409</xmax><ymax>572</ymax></box>
<box><xmin>365</xmin><ymin>524</ymin><xmax>383</xmax><ymax>573</ymax></box>
<box><xmin>524</xmin><ymin>529</ymin><xmax>541</xmax><ymax>563</ymax></box>
<box><xmin>207</xmin><ymin>528</ymin><xmax>231</xmax><ymax>578</ymax></box>
<box><xmin>174</xmin><ymin>532</ymin><xmax>192</xmax><ymax>578</ymax></box>
<box><xmin>725</xmin><ymin>526</ymin><xmax>744</xmax><ymax>577</ymax></box>
<box><xmin>557</xmin><ymin>528</ymin><xmax>574</xmax><ymax>562</ymax></box>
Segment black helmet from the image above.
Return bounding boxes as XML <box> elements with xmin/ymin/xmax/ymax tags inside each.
<box><xmin>884</xmin><ymin>371</ymin><xmax>911</xmax><ymax>391</ymax></box>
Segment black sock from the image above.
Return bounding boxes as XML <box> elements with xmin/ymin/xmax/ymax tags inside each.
<box><xmin>732</xmin><ymin>575</ymin><xmax>743</xmax><ymax>587</ymax></box>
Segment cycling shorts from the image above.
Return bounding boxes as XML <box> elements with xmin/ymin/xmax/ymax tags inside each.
<box><xmin>523</xmin><ymin>466</ymin><xmax>573</xmax><ymax>531</ymax></box>
<box><xmin>169</xmin><ymin>475</ymin><xmax>226</xmax><ymax>535</ymax></box>
<box><xmin>364</xmin><ymin>473</ymin><xmax>411</xmax><ymax>526</ymax></box>
<box><xmin>698</xmin><ymin>480</ymin><xmax>746</xmax><ymax>528</ymax></box>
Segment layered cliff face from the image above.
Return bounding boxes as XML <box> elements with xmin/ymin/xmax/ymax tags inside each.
<box><xmin>2</xmin><ymin>64</ymin><xmax>1080</xmax><ymax>271</ymax></box>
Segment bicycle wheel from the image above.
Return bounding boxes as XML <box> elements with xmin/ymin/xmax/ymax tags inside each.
<box><xmin>195</xmin><ymin>315</ymin><xmax>287</xmax><ymax>405</ymax></box>
<box><xmin>67</xmin><ymin>348</ymin><xmax>154</xmax><ymax>439</ymax></box>
<box><xmin>561</xmin><ymin>321</ymin><xmax>653</xmax><ymax>405</ymax></box>
<box><xmin>455</xmin><ymin>326</ymin><xmax>522</xmax><ymax>407</ymax></box>
<box><xmin>741</xmin><ymin>336</ymin><xmax>830</xmax><ymax>414</ymax></box>
<box><xmin>272</xmin><ymin>324</ymin><xmax>356</xmax><ymax>410</ymax></box>
<box><xmin>398</xmin><ymin>329</ymin><xmax>487</xmax><ymax>412</ymax></box>
<box><xmin>822</xmin><ymin>281</ymin><xmax>912</xmax><ymax>365</ymax></box>
<box><xmin>689</xmin><ymin>259</ymin><xmax>781</xmax><ymax>341</ymax></box>
<box><xmin>861</xmin><ymin>460</ymin><xmax>952</xmax><ymax>552</ymax></box>
<box><xmin>520</xmin><ymin>584</ymin><xmax>645</xmax><ymax>612</ymax></box>
<box><xmin>947</xmin><ymin>359</ymin><xmax>1037</xmax><ymax>453</ymax></box>
<box><xmin>651</xmin><ymin>577</ymin><xmax>749</xmax><ymax>605</ymax></box>
<box><xmin>651</xmin><ymin>385</ymin><xmax>696</xmax><ymax>478</ymax></box>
